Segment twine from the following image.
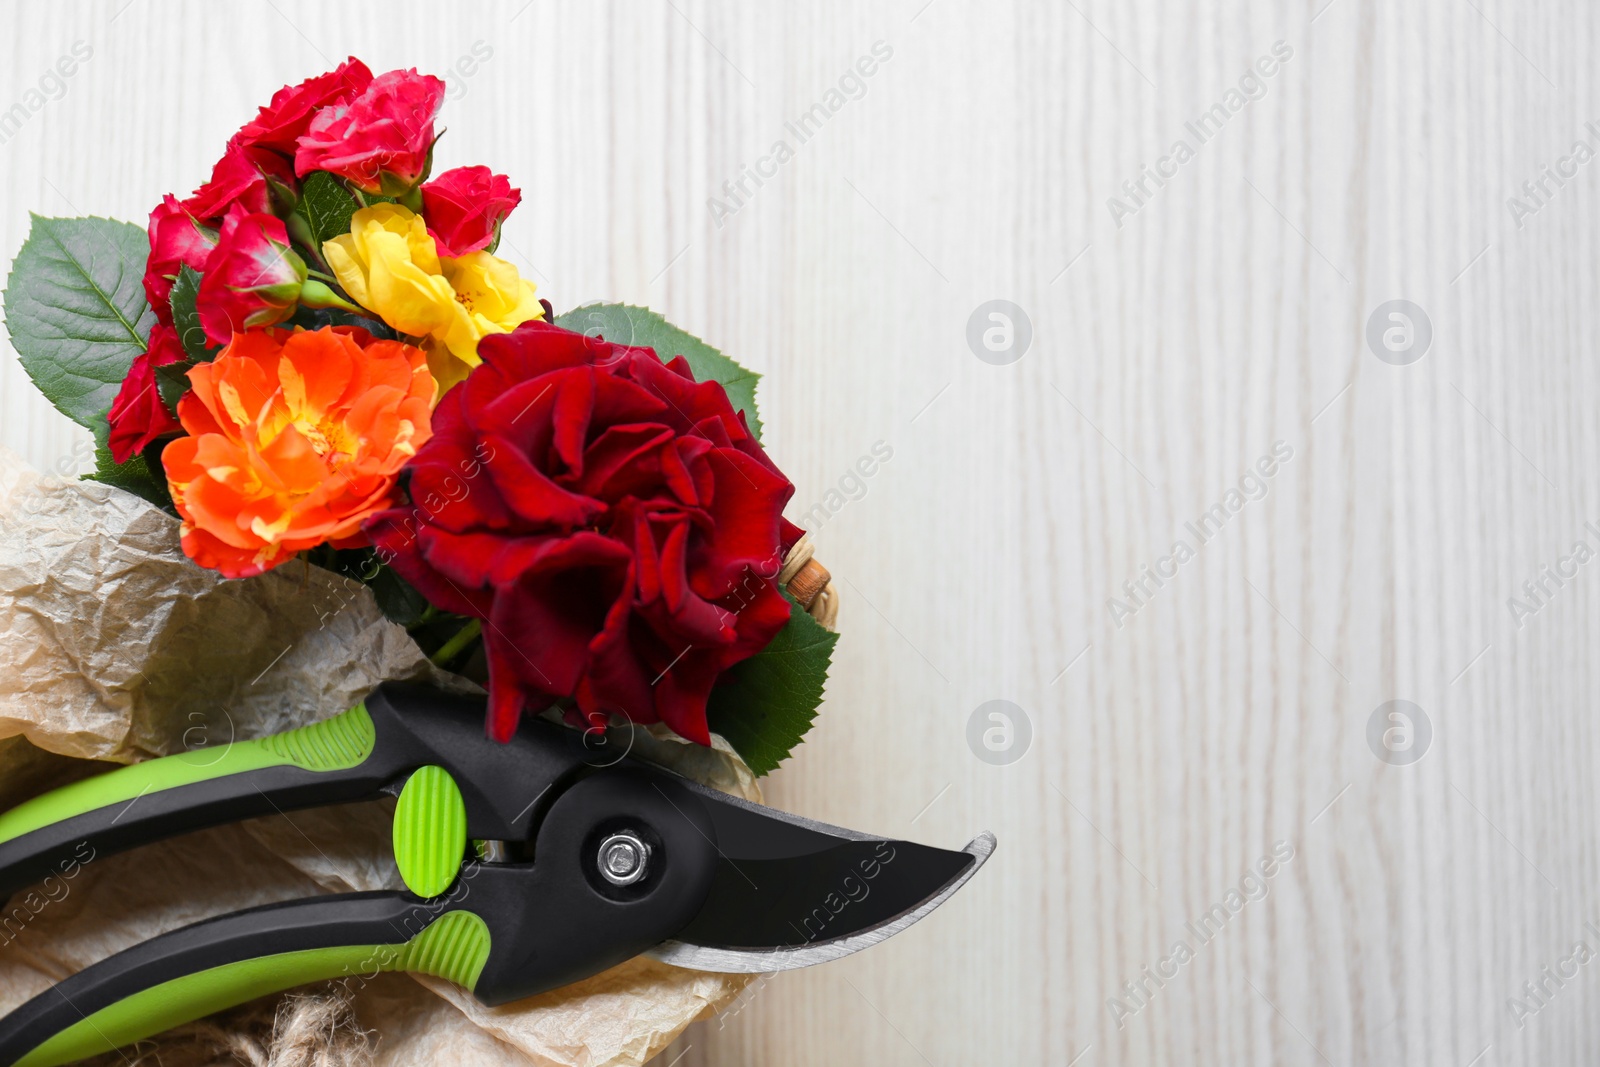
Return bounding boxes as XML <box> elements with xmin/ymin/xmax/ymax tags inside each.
<box><xmin>780</xmin><ymin>534</ymin><xmax>838</xmax><ymax>630</ymax></box>
<box><xmin>114</xmin><ymin>989</ymin><xmax>373</xmax><ymax>1067</ymax></box>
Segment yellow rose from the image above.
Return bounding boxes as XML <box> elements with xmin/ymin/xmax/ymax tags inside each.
<box><xmin>324</xmin><ymin>204</ymin><xmax>453</xmax><ymax>335</ymax></box>
<box><xmin>324</xmin><ymin>204</ymin><xmax>543</xmax><ymax>391</ymax></box>
<box><xmin>434</xmin><ymin>251</ymin><xmax>546</xmax><ymax>387</ymax></box>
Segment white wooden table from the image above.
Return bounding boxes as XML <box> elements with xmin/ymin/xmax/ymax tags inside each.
<box><xmin>3</xmin><ymin>1</ymin><xmax>1596</xmax><ymax>1064</ymax></box>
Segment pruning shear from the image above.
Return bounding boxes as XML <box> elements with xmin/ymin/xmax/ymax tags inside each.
<box><xmin>0</xmin><ymin>683</ymin><xmax>993</xmax><ymax>1067</ymax></box>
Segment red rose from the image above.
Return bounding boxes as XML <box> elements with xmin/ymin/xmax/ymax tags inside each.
<box><xmin>184</xmin><ymin>139</ymin><xmax>296</xmax><ymax>221</ymax></box>
<box><xmin>143</xmin><ymin>195</ymin><xmax>218</xmax><ymax>326</ymax></box>
<box><xmin>107</xmin><ymin>324</ymin><xmax>184</xmax><ymax>464</ymax></box>
<box><xmin>420</xmin><ymin>166</ymin><xmax>522</xmax><ymax>257</ymax></box>
<box><xmin>294</xmin><ymin>69</ymin><xmax>446</xmax><ymax>194</ymax></box>
<box><xmin>365</xmin><ymin>321</ymin><xmax>800</xmax><ymax>745</ymax></box>
<box><xmin>197</xmin><ymin>209</ymin><xmax>308</xmax><ymax>346</ymax></box>
<box><xmin>236</xmin><ymin>57</ymin><xmax>373</xmax><ymax>153</ymax></box>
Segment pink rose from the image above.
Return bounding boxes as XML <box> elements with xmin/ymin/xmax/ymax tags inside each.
<box><xmin>184</xmin><ymin>139</ymin><xmax>296</xmax><ymax>222</ymax></box>
<box><xmin>143</xmin><ymin>195</ymin><xmax>218</xmax><ymax>326</ymax></box>
<box><xmin>420</xmin><ymin>166</ymin><xmax>522</xmax><ymax>257</ymax></box>
<box><xmin>294</xmin><ymin>69</ymin><xmax>446</xmax><ymax>194</ymax></box>
<box><xmin>197</xmin><ymin>209</ymin><xmax>308</xmax><ymax>346</ymax></box>
<box><xmin>237</xmin><ymin>57</ymin><xmax>373</xmax><ymax>153</ymax></box>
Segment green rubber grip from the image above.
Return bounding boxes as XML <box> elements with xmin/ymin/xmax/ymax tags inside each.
<box><xmin>11</xmin><ymin>907</ymin><xmax>490</xmax><ymax>1067</ymax></box>
<box><xmin>0</xmin><ymin>704</ymin><xmax>376</xmax><ymax>848</ymax></box>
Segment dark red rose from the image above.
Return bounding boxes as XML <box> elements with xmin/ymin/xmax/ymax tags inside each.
<box><xmin>294</xmin><ymin>69</ymin><xmax>446</xmax><ymax>194</ymax></box>
<box><xmin>236</xmin><ymin>57</ymin><xmax>373</xmax><ymax>153</ymax></box>
<box><xmin>197</xmin><ymin>209</ymin><xmax>308</xmax><ymax>345</ymax></box>
<box><xmin>184</xmin><ymin>139</ymin><xmax>296</xmax><ymax>221</ymax></box>
<box><xmin>420</xmin><ymin>166</ymin><xmax>521</xmax><ymax>257</ymax></box>
<box><xmin>107</xmin><ymin>324</ymin><xmax>184</xmax><ymax>464</ymax></box>
<box><xmin>143</xmin><ymin>195</ymin><xmax>218</xmax><ymax>327</ymax></box>
<box><xmin>365</xmin><ymin>321</ymin><xmax>801</xmax><ymax>745</ymax></box>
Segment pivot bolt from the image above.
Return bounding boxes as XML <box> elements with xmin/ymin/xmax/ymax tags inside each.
<box><xmin>597</xmin><ymin>831</ymin><xmax>650</xmax><ymax>886</ymax></box>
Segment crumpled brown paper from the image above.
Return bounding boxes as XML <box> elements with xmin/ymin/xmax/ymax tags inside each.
<box><xmin>0</xmin><ymin>448</ymin><xmax>756</xmax><ymax>1065</ymax></box>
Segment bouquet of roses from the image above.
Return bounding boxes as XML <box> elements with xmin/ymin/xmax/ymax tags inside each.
<box><xmin>3</xmin><ymin>57</ymin><xmax>837</xmax><ymax>775</ymax></box>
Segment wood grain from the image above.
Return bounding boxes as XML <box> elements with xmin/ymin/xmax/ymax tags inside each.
<box><xmin>3</xmin><ymin>1</ymin><xmax>1598</xmax><ymax>1064</ymax></box>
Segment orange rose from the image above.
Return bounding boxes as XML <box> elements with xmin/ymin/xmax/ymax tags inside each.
<box><xmin>164</xmin><ymin>326</ymin><xmax>435</xmax><ymax>578</ymax></box>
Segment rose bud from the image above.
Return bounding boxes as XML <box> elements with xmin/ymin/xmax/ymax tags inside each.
<box><xmin>294</xmin><ymin>69</ymin><xmax>446</xmax><ymax>195</ymax></box>
<box><xmin>236</xmin><ymin>57</ymin><xmax>373</xmax><ymax>153</ymax></box>
<box><xmin>420</xmin><ymin>166</ymin><xmax>522</xmax><ymax>257</ymax></box>
<box><xmin>197</xmin><ymin>210</ymin><xmax>309</xmax><ymax>346</ymax></box>
<box><xmin>143</xmin><ymin>195</ymin><xmax>218</xmax><ymax>326</ymax></box>
<box><xmin>106</xmin><ymin>323</ymin><xmax>185</xmax><ymax>464</ymax></box>
<box><xmin>184</xmin><ymin>138</ymin><xmax>298</xmax><ymax>221</ymax></box>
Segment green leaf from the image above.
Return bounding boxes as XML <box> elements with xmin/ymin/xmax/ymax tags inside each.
<box><xmin>323</xmin><ymin>549</ymin><xmax>435</xmax><ymax>629</ymax></box>
<box><xmin>154</xmin><ymin>362</ymin><xmax>194</xmax><ymax>415</ymax></box>
<box><xmin>168</xmin><ymin>266</ymin><xmax>217</xmax><ymax>362</ymax></box>
<box><xmin>288</xmin><ymin>303</ymin><xmax>397</xmax><ymax>339</ymax></box>
<box><xmin>84</xmin><ymin>430</ymin><xmax>171</xmax><ymax>508</ymax></box>
<box><xmin>4</xmin><ymin>214</ymin><xmax>155</xmax><ymax>431</ymax></box>
<box><xmin>555</xmin><ymin>303</ymin><xmax>763</xmax><ymax>439</ymax></box>
<box><xmin>369</xmin><ymin>565</ymin><xmax>433</xmax><ymax>628</ymax></box>
<box><xmin>705</xmin><ymin>597</ymin><xmax>837</xmax><ymax>775</ymax></box>
<box><xmin>298</xmin><ymin>171</ymin><xmax>360</xmax><ymax>248</ymax></box>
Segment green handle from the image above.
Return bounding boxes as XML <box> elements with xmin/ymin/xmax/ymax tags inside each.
<box><xmin>0</xmin><ymin>704</ymin><xmax>377</xmax><ymax>847</ymax></box>
<box><xmin>1</xmin><ymin>898</ymin><xmax>490</xmax><ymax>1067</ymax></box>
<box><xmin>0</xmin><ymin>682</ymin><xmax>586</xmax><ymax>908</ymax></box>
<box><xmin>0</xmin><ymin>705</ymin><xmax>380</xmax><ymax>905</ymax></box>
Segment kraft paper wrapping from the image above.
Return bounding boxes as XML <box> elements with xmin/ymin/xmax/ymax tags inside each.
<box><xmin>0</xmin><ymin>448</ymin><xmax>756</xmax><ymax>1065</ymax></box>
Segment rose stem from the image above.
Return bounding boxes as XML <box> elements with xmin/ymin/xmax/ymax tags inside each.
<box><xmin>430</xmin><ymin>618</ymin><xmax>483</xmax><ymax>667</ymax></box>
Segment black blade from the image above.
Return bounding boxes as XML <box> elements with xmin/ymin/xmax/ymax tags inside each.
<box><xmin>647</xmin><ymin>781</ymin><xmax>994</xmax><ymax>972</ymax></box>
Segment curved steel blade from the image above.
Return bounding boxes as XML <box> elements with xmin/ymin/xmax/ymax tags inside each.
<box><xmin>645</xmin><ymin>781</ymin><xmax>995</xmax><ymax>973</ymax></box>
